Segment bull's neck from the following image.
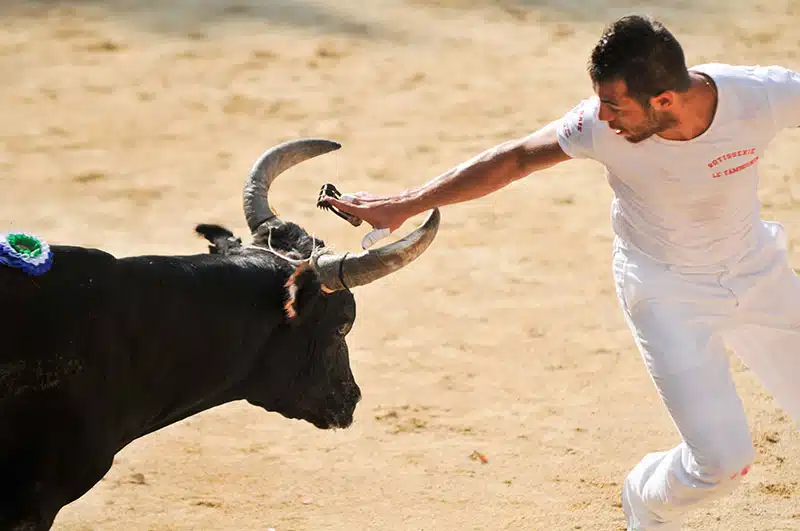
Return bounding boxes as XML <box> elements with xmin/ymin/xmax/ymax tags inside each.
<box><xmin>111</xmin><ymin>254</ymin><xmax>286</xmax><ymax>449</ymax></box>
<box><xmin>116</xmin><ymin>361</ymin><xmax>245</xmax><ymax>449</ymax></box>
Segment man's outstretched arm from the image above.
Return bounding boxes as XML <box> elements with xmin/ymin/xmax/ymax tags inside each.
<box><xmin>325</xmin><ymin>120</ymin><xmax>571</xmax><ymax>233</ymax></box>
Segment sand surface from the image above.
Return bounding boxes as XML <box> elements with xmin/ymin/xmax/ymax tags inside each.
<box><xmin>2</xmin><ymin>1</ymin><xmax>800</xmax><ymax>529</ymax></box>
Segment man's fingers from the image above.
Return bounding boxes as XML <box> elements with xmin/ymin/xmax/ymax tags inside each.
<box><xmin>322</xmin><ymin>197</ymin><xmax>390</xmax><ymax>248</ymax></box>
<box><xmin>323</xmin><ymin>194</ymin><xmax>397</xmax><ymax>237</ymax></box>
<box><xmin>326</xmin><ymin>196</ymin><xmax>359</xmax><ymax>212</ymax></box>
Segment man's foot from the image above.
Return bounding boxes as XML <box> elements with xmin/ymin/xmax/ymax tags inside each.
<box><xmin>622</xmin><ymin>481</ymin><xmax>640</xmax><ymax>531</ymax></box>
<box><xmin>621</xmin><ymin>482</ymin><xmax>681</xmax><ymax>531</ymax></box>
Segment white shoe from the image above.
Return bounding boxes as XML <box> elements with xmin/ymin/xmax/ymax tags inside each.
<box><xmin>621</xmin><ymin>482</ymin><xmax>681</xmax><ymax>531</ymax></box>
<box><xmin>622</xmin><ymin>481</ymin><xmax>640</xmax><ymax>531</ymax></box>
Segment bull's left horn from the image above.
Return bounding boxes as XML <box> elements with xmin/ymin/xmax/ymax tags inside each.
<box><xmin>314</xmin><ymin>208</ymin><xmax>441</xmax><ymax>291</ymax></box>
<box><xmin>244</xmin><ymin>138</ymin><xmax>342</xmax><ymax>233</ymax></box>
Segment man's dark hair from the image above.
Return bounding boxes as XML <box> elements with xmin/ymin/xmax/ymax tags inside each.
<box><xmin>588</xmin><ymin>15</ymin><xmax>691</xmax><ymax>105</ymax></box>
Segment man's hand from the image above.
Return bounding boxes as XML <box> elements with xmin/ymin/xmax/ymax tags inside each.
<box><xmin>324</xmin><ymin>192</ymin><xmax>412</xmax><ymax>235</ymax></box>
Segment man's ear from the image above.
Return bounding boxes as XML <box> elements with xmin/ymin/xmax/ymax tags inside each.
<box><xmin>651</xmin><ymin>91</ymin><xmax>674</xmax><ymax>110</ymax></box>
<box><xmin>283</xmin><ymin>262</ymin><xmax>323</xmax><ymax>324</ymax></box>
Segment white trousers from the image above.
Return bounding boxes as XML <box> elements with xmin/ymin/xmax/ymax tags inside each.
<box><xmin>613</xmin><ymin>221</ymin><xmax>800</xmax><ymax>530</ymax></box>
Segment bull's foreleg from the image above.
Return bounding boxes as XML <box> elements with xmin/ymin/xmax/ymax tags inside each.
<box><xmin>1</xmin><ymin>409</ymin><xmax>115</xmax><ymax>531</ymax></box>
<box><xmin>0</xmin><ymin>456</ymin><xmax>55</xmax><ymax>530</ymax></box>
<box><xmin>0</xmin><ymin>473</ymin><xmax>65</xmax><ymax>531</ymax></box>
<box><xmin>0</xmin><ymin>494</ymin><xmax>55</xmax><ymax>531</ymax></box>
<box><xmin>12</xmin><ymin>523</ymin><xmax>43</xmax><ymax>531</ymax></box>
<box><xmin>3</xmin><ymin>519</ymin><xmax>50</xmax><ymax>531</ymax></box>
<box><xmin>0</xmin><ymin>453</ymin><xmax>113</xmax><ymax>531</ymax></box>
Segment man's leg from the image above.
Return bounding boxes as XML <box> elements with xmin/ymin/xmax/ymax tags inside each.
<box><xmin>613</xmin><ymin>247</ymin><xmax>755</xmax><ymax>530</ymax></box>
<box><xmin>620</xmin><ymin>299</ymin><xmax>755</xmax><ymax>530</ymax></box>
<box><xmin>723</xmin><ymin>244</ymin><xmax>800</xmax><ymax>423</ymax></box>
<box><xmin>724</xmin><ymin>327</ymin><xmax>800</xmax><ymax>424</ymax></box>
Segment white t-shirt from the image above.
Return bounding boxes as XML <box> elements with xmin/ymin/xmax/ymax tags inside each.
<box><xmin>556</xmin><ymin>63</ymin><xmax>800</xmax><ymax>267</ymax></box>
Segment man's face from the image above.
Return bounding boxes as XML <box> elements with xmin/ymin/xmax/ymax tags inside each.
<box><xmin>594</xmin><ymin>79</ymin><xmax>677</xmax><ymax>143</ymax></box>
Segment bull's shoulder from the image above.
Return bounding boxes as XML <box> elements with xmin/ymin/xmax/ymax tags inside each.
<box><xmin>0</xmin><ymin>246</ymin><xmax>118</xmax><ymax>387</ymax></box>
<box><xmin>0</xmin><ymin>244</ymin><xmax>119</xmax><ymax>336</ymax></box>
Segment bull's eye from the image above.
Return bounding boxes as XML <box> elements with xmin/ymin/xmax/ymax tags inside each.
<box><xmin>337</xmin><ymin>323</ymin><xmax>352</xmax><ymax>336</ymax></box>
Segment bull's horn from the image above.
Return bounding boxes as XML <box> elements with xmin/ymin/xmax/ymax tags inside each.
<box><xmin>244</xmin><ymin>138</ymin><xmax>342</xmax><ymax>233</ymax></box>
<box><xmin>314</xmin><ymin>208</ymin><xmax>441</xmax><ymax>291</ymax></box>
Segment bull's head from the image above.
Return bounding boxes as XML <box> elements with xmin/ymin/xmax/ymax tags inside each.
<box><xmin>197</xmin><ymin>138</ymin><xmax>440</xmax><ymax>430</ymax></box>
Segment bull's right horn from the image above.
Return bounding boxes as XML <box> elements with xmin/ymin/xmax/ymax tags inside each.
<box><xmin>314</xmin><ymin>208</ymin><xmax>441</xmax><ymax>292</ymax></box>
<box><xmin>243</xmin><ymin>138</ymin><xmax>342</xmax><ymax>233</ymax></box>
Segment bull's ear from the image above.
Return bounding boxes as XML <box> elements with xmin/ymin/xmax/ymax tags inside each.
<box><xmin>283</xmin><ymin>262</ymin><xmax>323</xmax><ymax>324</ymax></box>
<box><xmin>195</xmin><ymin>224</ymin><xmax>242</xmax><ymax>255</ymax></box>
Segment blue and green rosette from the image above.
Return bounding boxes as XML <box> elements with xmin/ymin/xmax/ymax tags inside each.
<box><xmin>0</xmin><ymin>232</ymin><xmax>53</xmax><ymax>276</ymax></box>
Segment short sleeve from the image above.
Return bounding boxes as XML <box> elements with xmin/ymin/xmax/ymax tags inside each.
<box><xmin>556</xmin><ymin>98</ymin><xmax>598</xmax><ymax>160</ymax></box>
<box><xmin>763</xmin><ymin>65</ymin><xmax>800</xmax><ymax>130</ymax></box>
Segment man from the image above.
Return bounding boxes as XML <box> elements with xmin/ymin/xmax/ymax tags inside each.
<box><xmin>325</xmin><ymin>14</ymin><xmax>800</xmax><ymax>531</ymax></box>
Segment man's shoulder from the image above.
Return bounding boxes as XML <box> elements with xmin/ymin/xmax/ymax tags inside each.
<box><xmin>693</xmin><ymin>62</ymin><xmax>796</xmax><ymax>86</ymax></box>
<box><xmin>559</xmin><ymin>97</ymin><xmax>600</xmax><ymax>136</ymax></box>
<box><xmin>556</xmin><ymin>96</ymin><xmax>603</xmax><ymax>159</ymax></box>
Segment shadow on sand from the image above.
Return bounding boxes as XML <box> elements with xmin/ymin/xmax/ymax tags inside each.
<box><xmin>0</xmin><ymin>0</ymin><xmax>403</xmax><ymax>41</ymax></box>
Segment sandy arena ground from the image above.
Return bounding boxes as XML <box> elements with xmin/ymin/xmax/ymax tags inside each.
<box><xmin>2</xmin><ymin>1</ymin><xmax>800</xmax><ymax>529</ymax></box>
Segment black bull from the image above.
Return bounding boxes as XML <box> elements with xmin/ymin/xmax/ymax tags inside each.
<box><xmin>0</xmin><ymin>139</ymin><xmax>440</xmax><ymax>530</ymax></box>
